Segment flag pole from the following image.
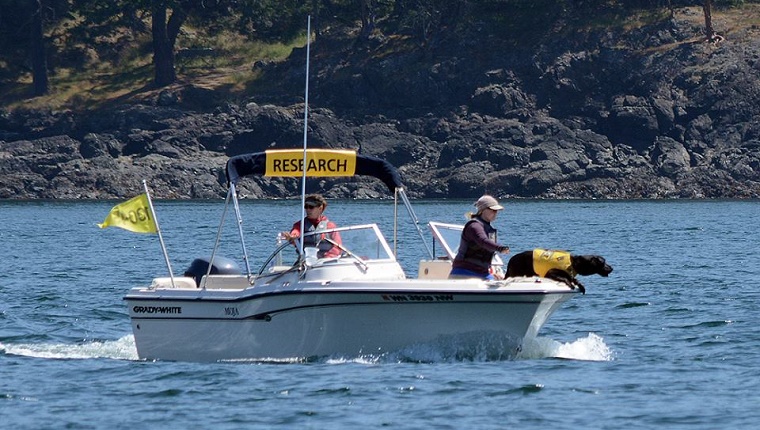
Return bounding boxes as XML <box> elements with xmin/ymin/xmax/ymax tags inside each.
<box><xmin>142</xmin><ymin>180</ymin><xmax>175</xmax><ymax>288</ymax></box>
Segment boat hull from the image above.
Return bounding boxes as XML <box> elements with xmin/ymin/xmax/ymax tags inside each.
<box><xmin>126</xmin><ymin>280</ymin><xmax>575</xmax><ymax>361</ymax></box>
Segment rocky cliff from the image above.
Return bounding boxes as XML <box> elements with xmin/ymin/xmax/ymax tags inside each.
<box><xmin>1</xmin><ymin>7</ymin><xmax>759</xmax><ymax>199</ymax></box>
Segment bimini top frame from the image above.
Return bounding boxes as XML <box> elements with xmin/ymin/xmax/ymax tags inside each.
<box><xmin>202</xmin><ymin>149</ymin><xmax>432</xmax><ymax>286</ymax></box>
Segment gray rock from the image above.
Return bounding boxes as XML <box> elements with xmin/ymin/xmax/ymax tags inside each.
<box><xmin>2</xmin><ymin>9</ymin><xmax>760</xmax><ymax>199</ymax></box>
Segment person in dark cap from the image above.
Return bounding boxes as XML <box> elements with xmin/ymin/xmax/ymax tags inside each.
<box><xmin>449</xmin><ymin>195</ymin><xmax>510</xmax><ymax>280</ymax></box>
<box><xmin>282</xmin><ymin>194</ymin><xmax>342</xmax><ymax>258</ymax></box>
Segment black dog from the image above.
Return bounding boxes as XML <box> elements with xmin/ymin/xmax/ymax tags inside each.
<box><xmin>505</xmin><ymin>249</ymin><xmax>613</xmax><ymax>294</ymax></box>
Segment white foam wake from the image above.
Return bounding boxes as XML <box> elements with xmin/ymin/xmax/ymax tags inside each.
<box><xmin>327</xmin><ymin>333</ymin><xmax>613</xmax><ymax>364</ymax></box>
<box><xmin>0</xmin><ymin>333</ymin><xmax>612</xmax><ymax>363</ymax></box>
<box><xmin>0</xmin><ymin>335</ymin><xmax>138</xmax><ymax>361</ymax></box>
<box><xmin>518</xmin><ymin>333</ymin><xmax>613</xmax><ymax>361</ymax></box>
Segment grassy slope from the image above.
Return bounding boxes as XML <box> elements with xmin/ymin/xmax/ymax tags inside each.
<box><xmin>1</xmin><ymin>5</ymin><xmax>758</xmax><ymax>113</ymax></box>
<box><xmin>0</xmin><ymin>26</ymin><xmax>305</xmax><ymax>112</ymax></box>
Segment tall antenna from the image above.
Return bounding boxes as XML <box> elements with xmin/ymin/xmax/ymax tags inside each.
<box><xmin>298</xmin><ymin>16</ymin><xmax>312</xmax><ymax>256</ymax></box>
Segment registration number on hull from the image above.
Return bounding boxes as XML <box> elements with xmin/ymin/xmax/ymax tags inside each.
<box><xmin>381</xmin><ymin>294</ymin><xmax>454</xmax><ymax>302</ymax></box>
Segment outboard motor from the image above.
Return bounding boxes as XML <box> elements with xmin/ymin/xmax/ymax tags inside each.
<box><xmin>184</xmin><ymin>256</ymin><xmax>242</xmax><ymax>287</ymax></box>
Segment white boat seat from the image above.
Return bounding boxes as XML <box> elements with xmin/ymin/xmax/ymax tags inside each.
<box><xmin>200</xmin><ymin>275</ymin><xmax>251</xmax><ymax>289</ymax></box>
<box><xmin>150</xmin><ymin>277</ymin><xmax>197</xmax><ymax>289</ymax></box>
<box><xmin>417</xmin><ymin>260</ymin><xmax>452</xmax><ymax>280</ymax></box>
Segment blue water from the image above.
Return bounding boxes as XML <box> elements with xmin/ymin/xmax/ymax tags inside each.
<box><xmin>2</xmin><ymin>199</ymin><xmax>760</xmax><ymax>429</ymax></box>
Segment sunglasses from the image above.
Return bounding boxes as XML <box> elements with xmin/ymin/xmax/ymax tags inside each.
<box><xmin>304</xmin><ymin>203</ymin><xmax>320</xmax><ymax>209</ymax></box>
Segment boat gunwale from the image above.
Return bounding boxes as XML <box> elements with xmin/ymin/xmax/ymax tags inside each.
<box><xmin>124</xmin><ymin>282</ymin><xmax>579</xmax><ymax>304</ymax></box>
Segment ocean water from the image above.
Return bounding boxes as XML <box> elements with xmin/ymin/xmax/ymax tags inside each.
<box><xmin>2</xmin><ymin>199</ymin><xmax>759</xmax><ymax>429</ymax></box>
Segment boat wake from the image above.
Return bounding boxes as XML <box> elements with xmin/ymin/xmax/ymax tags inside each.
<box><xmin>327</xmin><ymin>332</ymin><xmax>613</xmax><ymax>364</ymax></box>
<box><xmin>518</xmin><ymin>333</ymin><xmax>613</xmax><ymax>361</ymax></box>
<box><xmin>0</xmin><ymin>333</ymin><xmax>611</xmax><ymax>363</ymax></box>
<box><xmin>0</xmin><ymin>335</ymin><xmax>139</xmax><ymax>361</ymax></box>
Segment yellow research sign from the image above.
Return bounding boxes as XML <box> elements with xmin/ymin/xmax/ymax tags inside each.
<box><xmin>265</xmin><ymin>149</ymin><xmax>357</xmax><ymax>177</ymax></box>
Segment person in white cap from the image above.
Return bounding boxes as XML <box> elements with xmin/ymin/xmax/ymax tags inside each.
<box><xmin>449</xmin><ymin>195</ymin><xmax>510</xmax><ymax>280</ymax></box>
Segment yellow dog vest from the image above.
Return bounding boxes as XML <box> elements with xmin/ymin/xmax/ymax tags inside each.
<box><xmin>533</xmin><ymin>249</ymin><xmax>575</xmax><ymax>277</ymax></box>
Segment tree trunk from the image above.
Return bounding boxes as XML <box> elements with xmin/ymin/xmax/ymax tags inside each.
<box><xmin>151</xmin><ymin>0</ymin><xmax>176</xmax><ymax>87</ymax></box>
<box><xmin>359</xmin><ymin>0</ymin><xmax>376</xmax><ymax>39</ymax></box>
<box><xmin>166</xmin><ymin>6</ymin><xmax>188</xmax><ymax>47</ymax></box>
<box><xmin>30</xmin><ymin>0</ymin><xmax>49</xmax><ymax>96</ymax></box>
<box><xmin>311</xmin><ymin>0</ymin><xmax>321</xmax><ymax>39</ymax></box>
<box><xmin>703</xmin><ymin>0</ymin><xmax>715</xmax><ymax>41</ymax></box>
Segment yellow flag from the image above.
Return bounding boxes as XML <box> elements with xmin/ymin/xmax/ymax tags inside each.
<box><xmin>98</xmin><ymin>194</ymin><xmax>157</xmax><ymax>234</ymax></box>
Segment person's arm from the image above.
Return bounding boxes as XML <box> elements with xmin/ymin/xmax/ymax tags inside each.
<box><xmin>326</xmin><ymin>222</ymin><xmax>341</xmax><ymax>244</ymax></box>
<box><xmin>463</xmin><ymin>222</ymin><xmax>508</xmax><ymax>253</ymax></box>
<box><xmin>282</xmin><ymin>221</ymin><xmax>302</xmax><ymax>242</ymax></box>
<box><xmin>323</xmin><ymin>221</ymin><xmax>342</xmax><ymax>257</ymax></box>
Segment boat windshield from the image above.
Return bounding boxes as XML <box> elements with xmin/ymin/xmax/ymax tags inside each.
<box><xmin>257</xmin><ymin>223</ymin><xmax>395</xmax><ymax>275</ymax></box>
<box><xmin>428</xmin><ymin>221</ymin><xmax>504</xmax><ymax>267</ymax></box>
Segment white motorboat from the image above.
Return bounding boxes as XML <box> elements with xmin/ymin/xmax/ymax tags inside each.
<box><xmin>124</xmin><ymin>149</ymin><xmax>579</xmax><ymax>362</ymax></box>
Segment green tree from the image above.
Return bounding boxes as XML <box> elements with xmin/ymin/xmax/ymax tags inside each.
<box><xmin>73</xmin><ymin>0</ymin><xmax>235</xmax><ymax>87</ymax></box>
<box><xmin>151</xmin><ymin>0</ymin><xmax>183</xmax><ymax>86</ymax></box>
<box><xmin>0</xmin><ymin>0</ymin><xmax>71</xmax><ymax>96</ymax></box>
<box><xmin>359</xmin><ymin>0</ymin><xmax>377</xmax><ymax>38</ymax></box>
<box><xmin>235</xmin><ymin>0</ymin><xmax>309</xmax><ymax>42</ymax></box>
<box><xmin>30</xmin><ymin>0</ymin><xmax>50</xmax><ymax>95</ymax></box>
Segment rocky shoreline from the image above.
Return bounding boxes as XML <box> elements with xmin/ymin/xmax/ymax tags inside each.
<box><xmin>1</xmin><ymin>8</ymin><xmax>759</xmax><ymax>200</ymax></box>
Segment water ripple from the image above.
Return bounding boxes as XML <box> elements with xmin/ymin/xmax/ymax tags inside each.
<box><xmin>2</xmin><ymin>200</ymin><xmax>760</xmax><ymax>429</ymax></box>
<box><xmin>616</xmin><ymin>302</ymin><xmax>650</xmax><ymax>309</ymax></box>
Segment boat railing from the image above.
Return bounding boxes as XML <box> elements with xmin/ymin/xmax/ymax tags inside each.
<box><xmin>218</xmin><ymin>149</ymin><xmax>438</xmax><ymax>283</ymax></box>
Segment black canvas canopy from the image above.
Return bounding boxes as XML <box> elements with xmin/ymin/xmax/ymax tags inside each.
<box><xmin>225</xmin><ymin>150</ymin><xmax>404</xmax><ymax>194</ymax></box>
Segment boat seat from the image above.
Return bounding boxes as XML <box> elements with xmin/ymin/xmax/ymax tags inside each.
<box><xmin>150</xmin><ymin>277</ymin><xmax>197</xmax><ymax>289</ymax></box>
<box><xmin>200</xmin><ymin>275</ymin><xmax>251</xmax><ymax>289</ymax></box>
<box><xmin>417</xmin><ymin>260</ymin><xmax>452</xmax><ymax>280</ymax></box>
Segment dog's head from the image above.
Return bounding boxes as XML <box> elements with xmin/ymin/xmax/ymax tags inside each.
<box><xmin>572</xmin><ymin>255</ymin><xmax>613</xmax><ymax>277</ymax></box>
